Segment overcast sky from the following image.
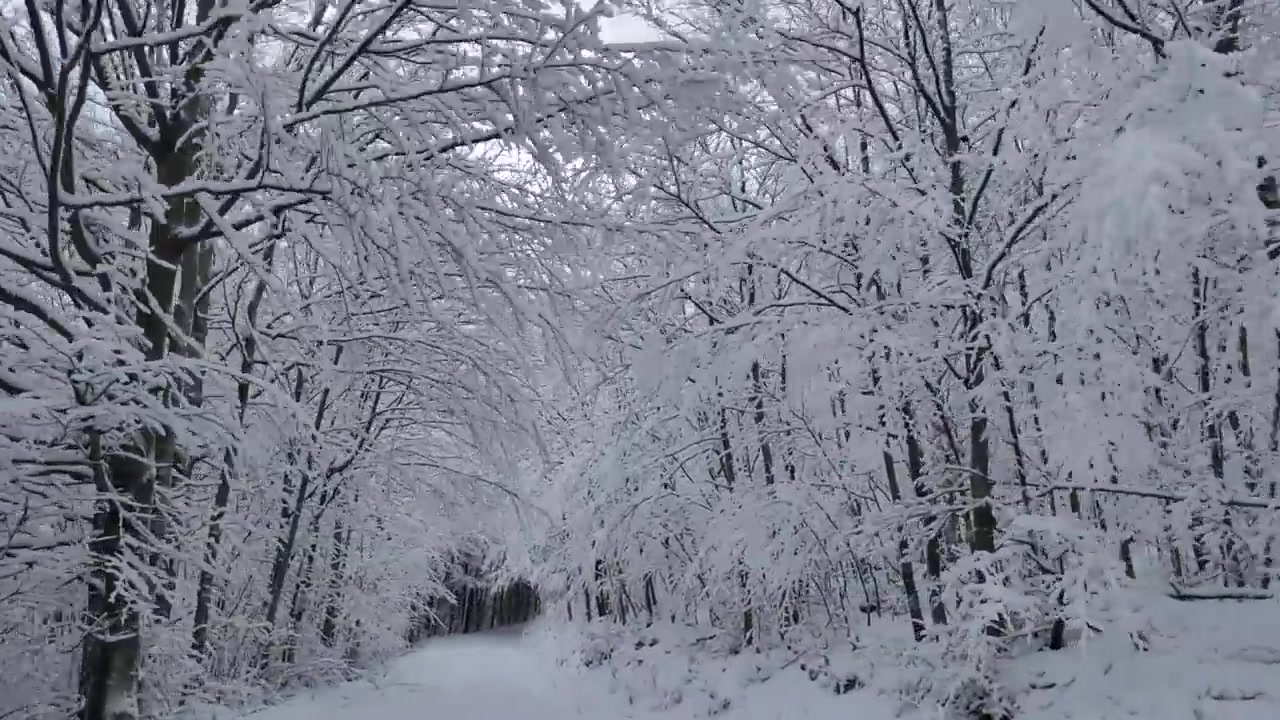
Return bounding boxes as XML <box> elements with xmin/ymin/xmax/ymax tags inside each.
<box><xmin>599</xmin><ymin>10</ymin><xmax>664</xmax><ymax>43</ymax></box>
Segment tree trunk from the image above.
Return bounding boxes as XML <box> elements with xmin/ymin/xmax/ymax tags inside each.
<box><xmin>193</xmin><ymin>239</ymin><xmax>274</xmax><ymax>659</ymax></box>
<box><xmin>82</xmin><ymin>150</ymin><xmax>189</xmax><ymax>718</ymax></box>
<box><xmin>81</xmin><ymin>440</ymin><xmax>143</xmax><ymax>720</ymax></box>
<box><xmin>320</xmin><ymin>514</ymin><xmax>352</xmax><ymax>647</ymax></box>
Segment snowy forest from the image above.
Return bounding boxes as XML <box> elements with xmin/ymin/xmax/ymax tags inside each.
<box><xmin>1</xmin><ymin>0</ymin><xmax>1278</xmax><ymax>718</ymax></box>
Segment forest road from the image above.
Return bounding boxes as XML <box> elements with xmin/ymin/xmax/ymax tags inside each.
<box><xmin>234</xmin><ymin>623</ymin><xmax>896</xmax><ymax>720</ymax></box>
<box><xmin>235</xmin><ymin>625</ymin><xmax>647</xmax><ymax>720</ymax></box>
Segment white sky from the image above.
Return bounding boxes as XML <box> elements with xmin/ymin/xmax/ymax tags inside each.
<box><xmin>600</xmin><ymin>12</ymin><xmax>664</xmax><ymax>43</ymax></box>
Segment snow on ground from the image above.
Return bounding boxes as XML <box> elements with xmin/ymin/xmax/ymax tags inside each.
<box><xmin>231</xmin><ymin>623</ymin><xmax>898</xmax><ymax>720</ymax></box>
<box><xmin>1009</xmin><ymin>591</ymin><xmax>1280</xmax><ymax>720</ymax></box>
<box><xmin>230</xmin><ymin>592</ymin><xmax>1280</xmax><ymax>720</ymax></box>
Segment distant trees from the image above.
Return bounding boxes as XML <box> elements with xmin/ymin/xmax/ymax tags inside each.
<box><xmin>407</xmin><ymin>550</ymin><xmax>542</xmax><ymax>642</ymax></box>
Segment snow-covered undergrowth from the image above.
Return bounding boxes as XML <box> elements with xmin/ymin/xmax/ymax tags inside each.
<box><xmin>558</xmin><ymin>592</ymin><xmax>1280</xmax><ymax>720</ymax></box>
<box><xmin>565</xmin><ymin>621</ymin><xmax>884</xmax><ymax>716</ymax></box>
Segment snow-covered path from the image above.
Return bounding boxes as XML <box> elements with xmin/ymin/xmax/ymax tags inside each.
<box><xmin>238</xmin><ymin>627</ymin><xmax>612</xmax><ymax>720</ymax></box>
<box><xmin>234</xmin><ymin>625</ymin><xmax>891</xmax><ymax>720</ymax></box>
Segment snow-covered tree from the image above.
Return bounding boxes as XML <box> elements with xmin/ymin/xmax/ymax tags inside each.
<box><xmin>0</xmin><ymin>0</ymin><xmax>646</xmax><ymax>716</ymax></box>
<box><xmin>536</xmin><ymin>0</ymin><xmax>1280</xmax><ymax>716</ymax></box>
